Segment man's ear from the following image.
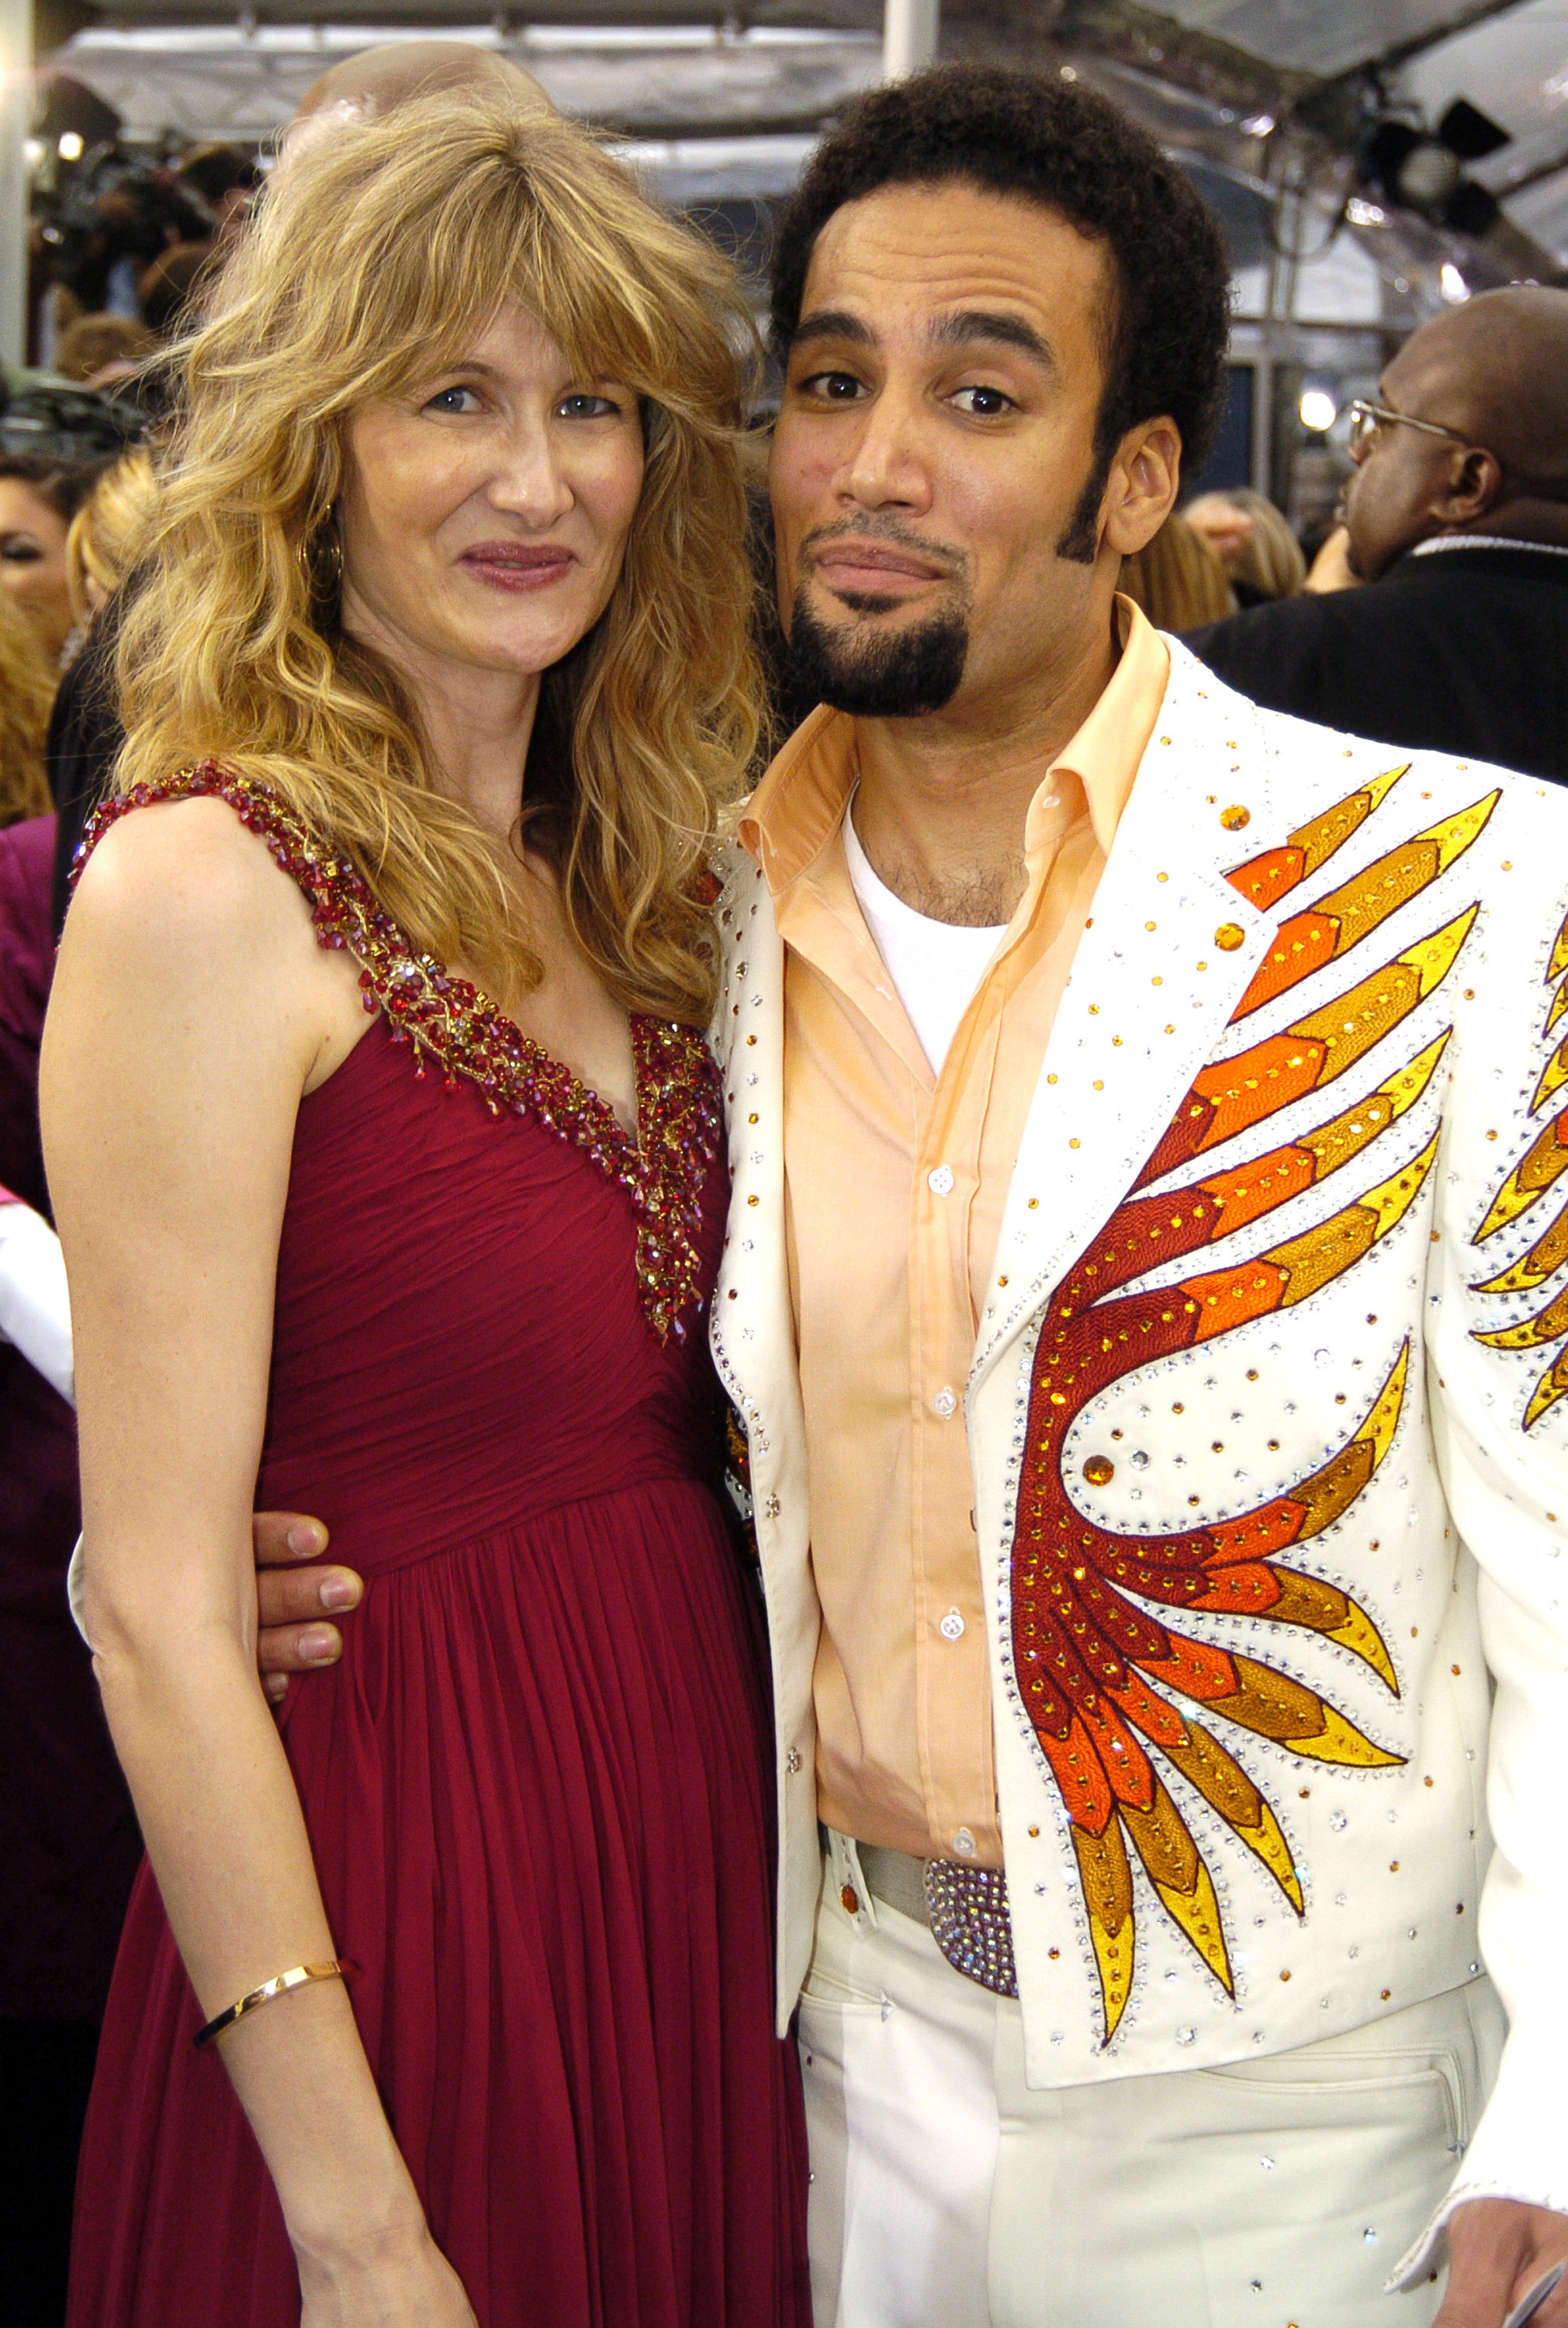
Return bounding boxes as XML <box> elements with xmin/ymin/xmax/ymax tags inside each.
<box><xmin>1102</xmin><ymin>417</ymin><xmax>1182</xmax><ymax>558</ymax></box>
<box><xmin>1435</xmin><ymin>442</ymin><xmax>1504</xmax><ymax>526</ymax></box>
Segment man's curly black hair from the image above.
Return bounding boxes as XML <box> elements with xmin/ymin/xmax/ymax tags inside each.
<box><xmin>770</xmin><ymin>64</ymin><xmax>1233</xmax><ymax>482</ymax></box>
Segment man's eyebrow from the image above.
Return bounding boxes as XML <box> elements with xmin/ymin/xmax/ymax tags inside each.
<box><xmin>929</xmin><ymin>309</ymin><xmax>1055</xmax><ymax>366</ymax></box>
<box><xmin>788</xmin><ymin>308</ymin><xmax>876</xmax><ymax>352</ymax></box>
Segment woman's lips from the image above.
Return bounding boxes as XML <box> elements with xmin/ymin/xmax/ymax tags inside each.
<box><xmin>459</xmin><ymin>542</ymin><xmax>576</xmax><ymax>593</ymax></box>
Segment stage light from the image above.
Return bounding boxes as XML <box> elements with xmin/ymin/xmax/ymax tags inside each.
<box><xmin>1300</xmin><ymin>389</ymin><xmax>1338</xmax><ymax>433</ymax></box>
<box><xmin>57</xmin><ymin>131</ymin><xmax>83</xmax><ymax>161</ymax></box>
<box><xmin>1359</xmin><ymin>99</ymin><xmax>1507</xmax><ymax>236</ymax></box>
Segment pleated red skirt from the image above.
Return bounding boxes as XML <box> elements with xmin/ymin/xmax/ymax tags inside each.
<box><xmin>67</xmin><ymin>1000</ymin><xmax>811</xmax><ymax>2327</ymax></box>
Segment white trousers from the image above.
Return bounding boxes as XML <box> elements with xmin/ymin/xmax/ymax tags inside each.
<box><xmin>799</xmin><ymin>1838</ymin><xmax>1504</xmax><ymax>2328</ymax></box>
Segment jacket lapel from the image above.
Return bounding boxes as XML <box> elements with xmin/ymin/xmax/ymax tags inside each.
<box><xmin>969</xmin><ymin>648</ymin><xmax>1282</xmax><ymax>1398</ymax></box>
<box><xmin>707</xmin><ymin>837</ymin><xmax>799</xmax><ymax>1479</ymax></box>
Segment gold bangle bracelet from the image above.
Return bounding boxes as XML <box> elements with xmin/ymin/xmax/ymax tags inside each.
<box><xmin>193</xmin><ymin>1958</ymin><xmax>359</xmax><ymax>2051</ymax></box>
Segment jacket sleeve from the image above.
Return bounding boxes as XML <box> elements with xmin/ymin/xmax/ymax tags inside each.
<box><xmin>1398</xmin><ymin>850</ymin><xmax>1568</xmax><ymax>2281</ymax></box>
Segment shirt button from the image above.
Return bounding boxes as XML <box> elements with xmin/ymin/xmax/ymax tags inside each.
<box><xmin>933</xmin><ymin>1387</ymin><xmax>957</xmax><ymax>1419</ymax></box>
<box><xmin>928</xmin><ymin>1165</ymin><xmax>955</xmax><ymax>1195</ymax></box>
<box><xmin>940</xmin><ymin>1608</ymin><xmax>966</xmax><ymax>1641</ymax></box>
<box><xmin>953</xmin><ymin>1828</ymin><xmax>978</xmax><ymax>1858</ymax></box>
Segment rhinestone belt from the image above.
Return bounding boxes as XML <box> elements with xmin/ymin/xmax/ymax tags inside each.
<box><xmin>857</xmin><ymin>1843</ymin><xmax>1019</xmax><ymax>1999</ymax></box>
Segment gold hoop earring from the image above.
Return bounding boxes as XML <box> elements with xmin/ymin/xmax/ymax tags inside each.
<box><xmin>299</xmin><ymin>513</ymin><xmax>343</xmax><ymax>611</ymax></box>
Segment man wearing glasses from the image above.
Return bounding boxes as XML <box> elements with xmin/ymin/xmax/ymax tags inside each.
<box><xmin>1189</xmin><ymin>286</ymin><xmax>1568</xmax><ymax>784</ymax></box>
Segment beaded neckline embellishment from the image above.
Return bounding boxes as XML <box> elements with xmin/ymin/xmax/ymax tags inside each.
<box><xmin>75</xmin><ymin>764</ymin><xmax>723</xmax><ymax>1343</ymax></box>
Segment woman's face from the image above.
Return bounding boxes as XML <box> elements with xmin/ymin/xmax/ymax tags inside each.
<box><xmin>338</xmin><ymin>304</ymin><xmax>646</xmax><ymax>691</ymax></box>
<box><xmin>0</xmin><ymin>481</ymin><xmax>72</xmax><ymax>663</ymax></box>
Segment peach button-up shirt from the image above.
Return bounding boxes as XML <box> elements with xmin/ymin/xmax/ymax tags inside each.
<box><xmin>740</xmin><ymin>601</ymin><xmax>1171</xmax><ymax>1866</ymax></box>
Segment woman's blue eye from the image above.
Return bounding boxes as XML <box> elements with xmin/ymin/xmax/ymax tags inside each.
<box><xmin>559</xmin><ymin>394</ymin><xmax>617</xmax><ymax>419</ymax></box>
<box><xmin>426</xmin><ymin>386</ymin><xmax>480</xmax><ymax>415</ymax></box>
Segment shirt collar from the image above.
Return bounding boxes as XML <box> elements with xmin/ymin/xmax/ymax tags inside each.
<box><xmin>1409</xmin><ymin>532</ymin><xmax>1568</xmax><ymax>560</ymax></box>
<box><xmin>741</xmin><ymin>594</ymin><xmax>1171</xmax><ymax>896</ymax></box>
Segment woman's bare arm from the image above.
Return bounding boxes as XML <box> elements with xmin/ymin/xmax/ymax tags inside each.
<box><xmin>42</xmin><ymin>798</ymin><xmax>473</xmax><ymax>2323</ymax></box>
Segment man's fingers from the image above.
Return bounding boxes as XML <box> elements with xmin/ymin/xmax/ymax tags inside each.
<box><xmin>1433</xmin><ymin>2264</ymin><xmax>1511</xmax><ymax>2327</ymax></box>
<box><xmin>257</xmin><ymin>1561</ymin><xmax>362</xmax><ymax>1630</ymax></box>
<box><xmin>252</xmin><ymin>1509</ymin><xmax>331</xmax><ymax>1565</ymax></box>
<box><xmin>258</xmin><ymin>1620</ymin><xmax>343</xmax><ymax>1678</ymax></box>
<box><xmin>1437</xmin><ymin>2200</ymin><xmax>1568</xmax><ymax>2328</ymax></box>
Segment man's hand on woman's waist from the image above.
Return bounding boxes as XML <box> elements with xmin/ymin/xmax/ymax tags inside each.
<box><xmin>253</xmin><ymin>1512</ymin><xmax>362</xmax><ymax>1703</ymax></box>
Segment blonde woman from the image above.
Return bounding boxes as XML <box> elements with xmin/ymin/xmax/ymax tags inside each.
<box><xmin>45</xmin><ymin>95</ymin><xmax>809</xmax><ymax>2328</ymax></box>
<box><xmin>1116</xmin><ymin>509</ymin><xmax>1234</xmax><ymax>629</ymax></box>
<box><xmin>64</xmin><ymin>447</ymin><xmax>157</xmax><ymax>634</ymax></box>
<box><xmin>0</xmin><ymin>455</ymin><xmax>98</xmax><ymax>666</ymax></box>
<box><xmin>1183</xmin><ymin>485</ymin><xmax>1307</xmax><ymax>606</ymax></box>
<box><xmin>0</xmin><ymin>584</ymin><xmax>56</xmax><ymax>826</ymax></box>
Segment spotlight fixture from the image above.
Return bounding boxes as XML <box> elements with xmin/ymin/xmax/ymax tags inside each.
<box><xmin>1360</xmin><ymin>97</ymin><xmax>1508</xmax><ymax>235</ymax></box>
<box><xmin>1299</xmin><ymin>388</ymin><xmax>1338</xmax><ymax>433</ymax></box>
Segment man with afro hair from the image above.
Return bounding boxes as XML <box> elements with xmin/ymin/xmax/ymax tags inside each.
<box><xmin>729</xmin><ymin>63</ymin><xmax>1568</xmax><ymax>2328</ymax></box>
<box><xmin>248</xmin><ymin>62</ymin><xmax>1568</xmax><ymax>2328</ymax></box>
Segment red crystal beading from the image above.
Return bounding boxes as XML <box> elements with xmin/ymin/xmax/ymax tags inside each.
<box><xmin>74</xmin><ymin>764</ymin><xmax>723</xmax><ymax>1343</ymax></box>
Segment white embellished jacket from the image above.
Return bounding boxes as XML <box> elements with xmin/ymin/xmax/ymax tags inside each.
<box><xmin>709</xmin><ymin>642</ymin><xmax>1568</xmax><ymax>2267</ymax></box>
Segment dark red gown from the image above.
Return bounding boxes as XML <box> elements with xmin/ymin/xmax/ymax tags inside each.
<box><xmin>67</xmin><ymin>769</ymin><xmax>811</xmax><ymax>2328</ymax></box>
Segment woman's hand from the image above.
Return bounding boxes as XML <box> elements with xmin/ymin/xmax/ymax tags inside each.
<box><xmin>297</xmin><ymin>2218</ymin><xmax>479</xmax><ymax>2327</ymax></box>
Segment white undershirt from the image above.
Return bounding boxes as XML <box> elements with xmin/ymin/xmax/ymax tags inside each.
<box><xmin>842</xmin><ymin>802</ymin><xmax>1008</xmax><ymax>1075</ymax></box>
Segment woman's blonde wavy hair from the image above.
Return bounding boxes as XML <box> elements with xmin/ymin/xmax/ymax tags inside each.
<box><xmin>115</xmin><ymin>90</ymin><xmax>762</xmax><ymax>1022</ymax></box>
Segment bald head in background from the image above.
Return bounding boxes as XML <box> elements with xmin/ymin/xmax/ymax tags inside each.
<box><xmin>1344</xmin><ymin>284</ymin><xmax>1568</xmax><ymax>580</ymax></box>
<box><xmin>281</xmin><ymin>40</ymin><xmax>556</xmax><ymax>173</ymax></box>
<box><xmin>1187</xmin><ymin>279</ymin><xmax>1568</xmax><ymax>784</ymax></box>
<box><xmin>294</xmin><ymin>39</ymin><xmax>556</xmax><ymax>126</ymax></box>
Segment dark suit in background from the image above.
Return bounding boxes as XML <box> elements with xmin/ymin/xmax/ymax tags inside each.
<box><xmin>1185</xmin><ymin>540</ymin><xmax>1568</xmax><ymax>784</ymax></box>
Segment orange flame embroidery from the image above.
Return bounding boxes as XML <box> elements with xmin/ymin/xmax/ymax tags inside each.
<box><xmin>1014</xmin><ymin>769</ymin><xmax>1492</xmax><ymax>2043</ymax></box>
<box><xmin>1471</xmin><ymin>902</ymin><xmax>1568</xmax><ymax>1428</ymax></box>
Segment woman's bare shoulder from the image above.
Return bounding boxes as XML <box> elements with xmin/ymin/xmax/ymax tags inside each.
<box><xmin>67</xmin><ymin>791</ymin><xmax>321</xmax><ymax>974</ymax></box>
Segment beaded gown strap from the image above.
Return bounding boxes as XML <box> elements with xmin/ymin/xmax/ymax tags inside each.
<box><xmin>74</xmin><ymin>763</ymin><xmax>723</xmax><ymax>1344</ymax></box>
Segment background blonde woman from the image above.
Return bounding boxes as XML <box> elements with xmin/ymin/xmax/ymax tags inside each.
<box><xmin>1183</xmin><ymin>484</ymin><xmax>1307</xmax><ymax>606</ymax></box>
<box><xmin>64</xmin><ymin>448</ymin><xmax>157</xmax><ymax>637</ymax></box>
<box><xmin>0</xmin><ymin>586</ymin><xmax>56</xmax><ymax>827</ymax></box>
<box><xmin>1117</xmin><ymin>508</ymin><xmax>1234</xmax><ymax>629</ymax></box>
<box><xmin>0</xmin><ymin>456</ymin><xmax>101</xmax><ymax>669</ymax></box>
<box><xmin>46</xmin><ymin>90</ymin><xmax>809</xmax><ymax>2328</ymax></box>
